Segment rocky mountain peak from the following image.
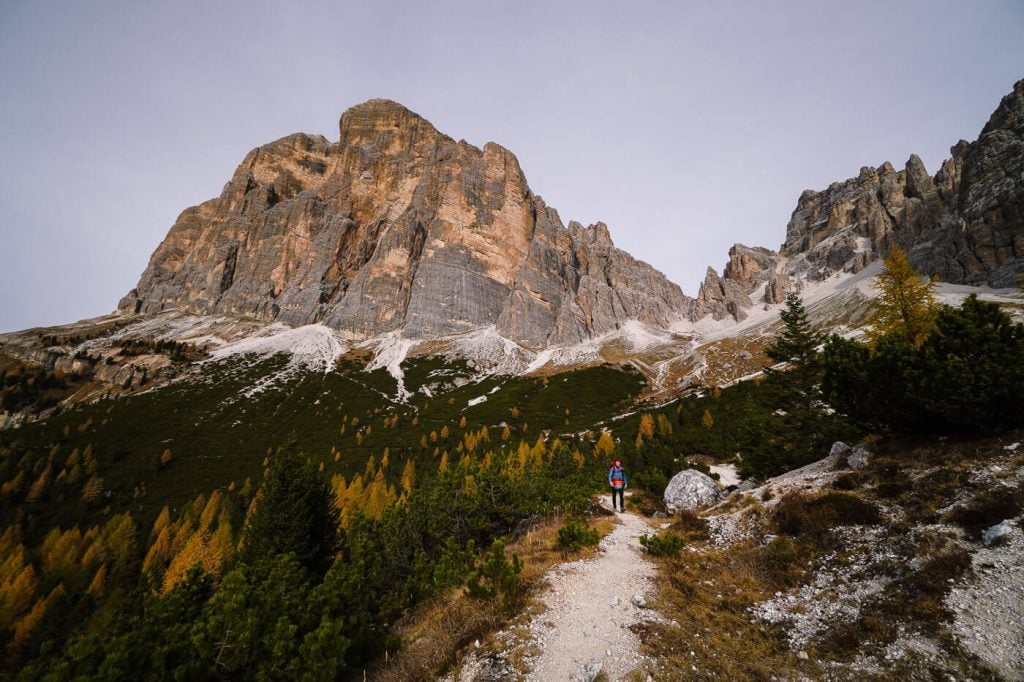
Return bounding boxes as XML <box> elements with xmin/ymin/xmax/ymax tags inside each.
<box><xmin>119</xmin><ymin>100</ymin><xmax>690</xmax><ymax>350</ymax></box>
<box><xmin>338</xmin><ymin>98</ymin><xmax>448</xmax><ymax>148</ymax></box>
<box><xmin>978</xmin><ymin>78</ymin><xmax>1024</xmax><ymax>138</ymax></box>
<box><xmin>690</xmin><ymin>80</ymin><xmax>1024</xmax><ymax>324</ymax></box>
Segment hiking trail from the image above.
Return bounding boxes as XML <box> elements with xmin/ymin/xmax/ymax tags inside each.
<box><xmin>450</xmin><ymin>496</ymin><xmax>666</xmax><ymax>681</ymax></box>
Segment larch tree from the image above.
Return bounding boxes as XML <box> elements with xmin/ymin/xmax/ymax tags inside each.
<box><xmin>401</xmin><ymin>458</ymin><xmax>416</xmax><ymax>494</ymax></box>
<box><xmin>701</xmin><ymin>409</ymin><xmax>714</xmax><ymax>430</ymax></box>
<box><xmin>867</xmin><ymin>246</ymin><xmax>938</xmax><ymax>347</ymax></box>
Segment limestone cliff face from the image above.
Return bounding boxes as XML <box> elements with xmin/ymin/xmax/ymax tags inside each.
<box><xmin>120</xmin><ymin>100</ymin><xmax>690</xmax><ymax>349</ymax></box>
<box><xmin>781</xmin><ymin>79</ymin><xmax>1024</xmax><ymax>288</ymax></box>
<box><xmin>696</xmin><ymin>79</ymin><xmax>1024</xmax><ymax>321</ymax></box>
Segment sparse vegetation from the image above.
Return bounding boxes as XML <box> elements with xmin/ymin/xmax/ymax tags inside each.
<box><xmin>947</xmin><ymin>486</ymin><xmax>1024</xmax><ymax>540</ymax></box>
<box><xmin>773</xmin><ymin>491</ymin><xmax>881</xmax><ymax>539</ymax></box>
<box><xmin>639</xmin><ymin>531</ymin><xmax>685</xmax><ymax>557</ymax></box>
<box><xmin>556</xmin><ymin>518</ymin><xmax>601</xmax><ymax>553</ymax></box>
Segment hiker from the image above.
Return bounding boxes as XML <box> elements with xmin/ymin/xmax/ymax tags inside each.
<box><xmin>608</xmin><ymin>458</ymin><xmax>627</xmax><ymax>512</ymax></box>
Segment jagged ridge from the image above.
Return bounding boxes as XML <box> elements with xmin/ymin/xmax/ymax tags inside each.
<box><xmin>693</xmin><ymin>79</ymin><xmax>1024</xmax><ymax>321</ymax></box>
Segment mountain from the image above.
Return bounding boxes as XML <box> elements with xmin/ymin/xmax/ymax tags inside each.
<box><xmin>117</xmin><ymin>80</ymin><xmax>1024</xmax><ymax>347</ymax></box>
<box><xmin>118</xmin><ymin>99</ymin><xmax>690</xmax><ymax>350</ymax></box>
<box><xmin>2</xmin><ymin>81</ymin><xmax>1024</xmax><ymax>426</ymax></box>
<box><xmin>693</xmin><ymin>79</ymin><xmax>1024</xmax><ymax>322</ymax></box>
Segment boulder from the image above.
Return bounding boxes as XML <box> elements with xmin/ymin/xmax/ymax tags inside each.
<box><xmin>826</xmin><ymin>441</ymin><xmax>851</xmax><ymax>469</ymax></box>
<box><xmin>983</xmin><ymin>521</ymin><xmax>1014</xmax><ymax>546</ymax></box>
<box><xmin>664</xmin><ymin>469</ymin><xmax>722</xmax><ymax>513</ymax></box>
<box><xmin>847</xmin><ymin>446</ymin><xmax>871</xmax><ymax>470</ymax></box>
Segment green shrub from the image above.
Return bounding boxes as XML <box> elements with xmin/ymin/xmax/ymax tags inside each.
<box><xmin>815</xmin><ymin>492</ymin><xmax>882</xmax><ymax>525</ymax></box>
<box><xmin>824</xmin><ymin>295</ymin><xmax>1024</xmax><ymax>433</ymax></box>
<box><xmin>556</xmin><ymin>518</ymin><xmax>600</xmax><ymax>553</ymax></box>
<box><xmin>761</xmin><ymin>536</ymin><xmax>804</xmax><ymax>589</ymax></box>
<box><xmin>639</xmin><ymin>532</ymin><xmax>686</xmax><ymax>557</ymax></box>
<box><xmin>465</xmin><ymin>538</ymin><xmax>523</xmax><ymax>601</ymax></box>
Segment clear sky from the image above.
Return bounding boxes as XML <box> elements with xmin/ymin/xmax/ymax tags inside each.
<box><xmin>1</xmin><ymin>1</ymin><xmax>1022</xmax><ymax>333</ymax></box>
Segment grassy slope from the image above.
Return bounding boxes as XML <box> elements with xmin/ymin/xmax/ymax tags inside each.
<box><xmin>0</xmin><ymin>354</ymin><xmax>645</xmax><ymax>542</ymax></box>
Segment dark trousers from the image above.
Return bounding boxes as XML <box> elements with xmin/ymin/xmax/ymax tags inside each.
<box><xmin>611</xmin><ymin>487</ymin><xmax>624</xmax><ymax>511</ymax></box>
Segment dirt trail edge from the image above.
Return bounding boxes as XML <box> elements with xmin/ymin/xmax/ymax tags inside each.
<box><xmin>451</xmin><ymin>500</ymin><xmax>666</xmax><ymax>681</ymax></box>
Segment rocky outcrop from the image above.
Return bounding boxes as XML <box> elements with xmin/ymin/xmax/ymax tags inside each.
<box><xmin>938</xmin><ymin>80</ymin><xmax>1024</xmax><ymax>286</ymax></box>
<box><xmin>120</xmin><ymin>100</ymin><xmax>690</xmax><ymax>350</ymax></box>
<box><xmin>692</xmin><ymin>79</ymin><xmax>1024</xmax><ymax>323</ymax></box>
<box><xmin>782</xmin><ymin>80</ymin><xmax>1024</xmax><ymax>288</ymax></box>
<box><xmin>723</xmin><ymin>244</ymin><xmax>780</xmax><ymax>291</ymax></box>
<box><xmin>122</xmin><ymin>83</ymin><xmax>1023</xmax><ymax>335</ymax></box>
<box><xmin>692</xmin><ymin>266</ymin><xmax>754</xmax><ymax>322</ymax></box>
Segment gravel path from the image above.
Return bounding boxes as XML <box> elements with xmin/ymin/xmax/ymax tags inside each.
<box><xmin>946</xmin><ymin>522</ymin><xmax>1024</xmax><ymax>680</ymax></box>
<box><xmin>522</xmin><ymin>501</ymin><xmax>662</xmax><ymax>681</ymax></box>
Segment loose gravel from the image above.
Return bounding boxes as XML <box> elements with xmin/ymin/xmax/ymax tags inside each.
<box><xmin>522</xmin><ymin>505</ymin><xmax>662</xmax><ymax>681</ymax></box>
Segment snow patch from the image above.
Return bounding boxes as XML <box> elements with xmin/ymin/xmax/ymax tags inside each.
<box><xmin>210</xmin><ymin>324</ymin><xmax>346</xmax><ymax>373</ymax></box>
<box><xmin>442</xmin><ymin>327</ymin><xmax>535</xmax><ymax>375</ymax></box>
<box><xmin>365</xmin><ymin>335</ymin><xmax>415</xmax><ymax>402</ymax></box>
<box><xmin>709</xmin><ymin>463</ymin><xmax>742</xmax><ymax>487</ymax></box>
<box><xmin>467</xmin><ymin>395</ymin><xmax>488</xmax><ymax>407</ymax></box>
<box><xmin>614</xmin><ymin>320</ymin><xmax>675</xmax><ymax>351</ymax></box>
<box><xmin>205</xmin><ymin>324</ymin><xmax>347</xmax><ymax>398</ymax></box>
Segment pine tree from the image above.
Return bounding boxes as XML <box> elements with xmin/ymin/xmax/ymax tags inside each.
<box><xmin>765</xmin><ymin>292</ymin><xmax>821</xmax><ymax>367</ymax></box>
<box><xmin>465</xmin><ymin>538</ymin><xmax>522</xmax><ymax>601</ymax></box>
<box><xmin>867</xmin><ymin>246</ymin><xmax>938</xmax><ymax>347</ymax></box>
<box><xmin>239</xmin><ymin>439</ymin><xmax>339</xmax><ymax>575</ymax></box>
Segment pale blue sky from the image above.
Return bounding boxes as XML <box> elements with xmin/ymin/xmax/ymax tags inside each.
<box><xmin>1</xmin><ymin>1</ymin><xmax>1022</xmax><ymax>332</ymax></box>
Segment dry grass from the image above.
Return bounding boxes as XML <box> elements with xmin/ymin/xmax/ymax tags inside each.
<box><xmin>371</xmin><ymin>508</ymin><xmax>617</xmax><ymax>681</ymax></box>
<box><xmin>370</xmin><ymin>589</ymin><xmax>508</xmax><ymax>682</ymax></box>
<box><xmin>638</xmin><ymin>542</ymin><xmax>802</xmax><ymax>680</ymax></box>
<box><xmin>668</xmin><ymin>509</ymin><xmax>710</xmax><ymax>543</ymax></box>
<box><xmin>693</xmin><ymin>336</ymin><xmax>771</xmax><ymax>388</ymax></box>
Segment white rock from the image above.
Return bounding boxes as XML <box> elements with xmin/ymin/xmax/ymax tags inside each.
<box><xmin>982</xmin><ymin>520</ymin><xmax>1014</xmax><ymax>546</ymax></box>
<box><xmin>632</xmin><ymin>594</ymin><xmax>647</xmax><ymax>608</ymax></box>
<box><xmin>829</xmin><ymin>441</ymin><xmax>852</xmax><ymax>458</ymax></box>
<box><xmin>578</xmin><ymin>661</ymin><xmax>603</xmax><ymax>682</ymax></box>
<box><xmin>847</xmin><ymin>445</ymin><xmax>871</xmax><ymax>470</ymax></box>
<box><xmin>664</xmin><ymin>469</ymin><xmax>722</xmax><ymax>513</ymax></box>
